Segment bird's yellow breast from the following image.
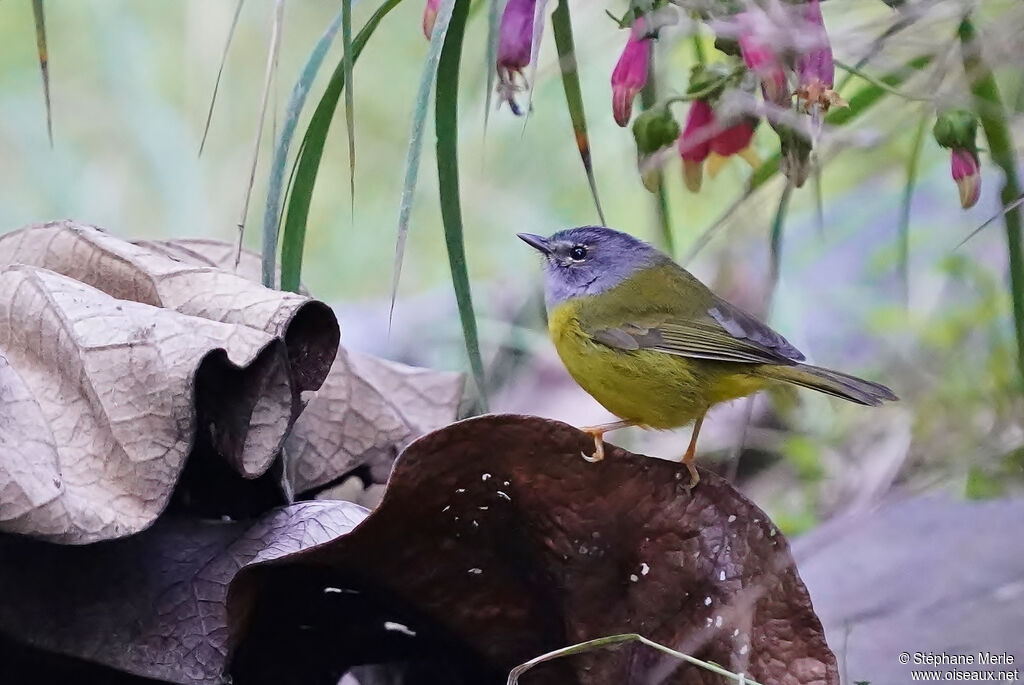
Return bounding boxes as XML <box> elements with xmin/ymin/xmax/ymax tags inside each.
<box><xmin>548</xmin><ymin>299</ymin><xmax>767</xmax><ymax>429</ymax></box>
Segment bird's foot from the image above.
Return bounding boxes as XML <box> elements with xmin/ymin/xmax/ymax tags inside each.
<box><xmin>578</xmin><ymin>420</ymin><xmax>634</xmax><ymax>463</ymax></box>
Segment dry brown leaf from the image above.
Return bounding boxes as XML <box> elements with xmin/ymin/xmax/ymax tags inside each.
<box><xmin>286</xmin><ymin>349</ymin><xmax>465</xmax><ymax>494</ymax></box>
<box><xmin>227</xmin><ymin>415</ymin><xmax>839</xmax><ymax>685</ymax></box>
<box><xmin>0</xmin><ymin>501</ymin><xmax>367</xmax><ymax>684</ymax></box>
<box><xmin>0</xmin><ymin>222</ymin><xmax>339</xmax><ymax>542</ymax></box>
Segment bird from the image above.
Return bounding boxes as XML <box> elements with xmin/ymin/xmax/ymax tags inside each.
<box><xmin>518</xmin><ymin>226</ymin><xmax>896</xmax><ymax>487</ymax></box>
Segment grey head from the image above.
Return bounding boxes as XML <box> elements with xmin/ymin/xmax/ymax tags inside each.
<box><xmin>517</xmin><ymin>226</ymin><xmax>665</xmax><ymax>309</ymax></box>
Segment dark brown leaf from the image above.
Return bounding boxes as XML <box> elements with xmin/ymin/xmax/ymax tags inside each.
<box><xmin>228</xmin><ymin>415</ymin><xmax>838</xmax><ymax>685</ymax></box>
<box><xmin>0</xmin><ymin>501</ymin><xmax>366</xmax><ymax>684</ymax></box>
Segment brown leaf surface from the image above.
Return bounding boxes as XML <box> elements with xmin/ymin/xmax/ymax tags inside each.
<box><xmin>228</xmin><ymin>415</ymin><xmax>839</xmax><ymax>685</ymax></box>
<box><xmin>0</xmin><ymin>501</ymin><xmax>367</xmax><ymax>685</ymax></box>
<box><xmin>287</xmin><ymin>349</ymin><xmax>465</xmax><ymax>494</ymax></box>
<box><xmin>0</xmin><ymin>222</ymin><xmax>339</xmax><ymax>542</ymax></box>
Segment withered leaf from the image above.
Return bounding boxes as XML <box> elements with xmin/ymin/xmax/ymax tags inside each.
<box><xmin>0</xmin><ymin>222</ymin><xmax>339</xmax><ymax>542</ymax></box>
<box><xmin>0</xmin><ymin>501</ymin><xmax>367</xmax><ymax>684</ymax></box>
<box><xmin>228</xmin><ymin>415</ymin><xmax>838</xmax><ymax>685</ymax></box>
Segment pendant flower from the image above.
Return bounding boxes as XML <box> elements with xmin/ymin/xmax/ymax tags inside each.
<box><xmin>422</xmin><ymin>0</ymin><xmax>440</xmax><ymax>39</ymax></box>
<box><xmin>611</xmin><ymin>16</ymin><xmax>651</xmax><ymax>127</ymax></box>
<box><xmin>496</xmin><ymin>0</ymin><xmax>537</xmax><ymax>115</ymax></box>
<box><xmin>934</xmin><ymin>109</ymin><xmax>982</xmax><ymax>209</ymax></box>
<box><xmin>795</xmin><ymin>0</ymin><xmax>845</xmax><ymax>114</ymax></box>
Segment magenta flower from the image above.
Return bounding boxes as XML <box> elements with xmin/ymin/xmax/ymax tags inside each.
<box><xmin>795</xmin><ymin>0</ymin><xmax>845</xmax><ymax>113</ymax></box>
<box><xmin>611</xmin><ymin>17</ymin><xmax>651</xmax><ymax>127</ymax></box>
<box><xmin>496</xmin><ymin>0</ymin><xmax>537</xmax><ymax>115</ymax></box>
<box><xmin>951</xmin><ymin>148</ymin><xmax>981</xmax><ymax>209</ymax></box>
<box><xmin>422</xmin><ymin>0</ymin><xmax>440</xmax><ymax>39</ymax></box>
<box><xmin>678</xmin><ymin>99</ymin><xmax>715</xmax><ymax>192</ymax></box>
<box><xmin>736</xmin><ymin>14</ymin><xmax>788</xmax><ymax>106</ymax></box>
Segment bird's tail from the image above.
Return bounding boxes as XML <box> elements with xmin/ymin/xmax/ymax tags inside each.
<box><xmin>759</xmin><ymin>363</ymin><xmax>897</xmax><ymax>406</ymax></box>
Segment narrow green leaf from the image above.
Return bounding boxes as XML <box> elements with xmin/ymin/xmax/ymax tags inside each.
<box><xmin>261</xmin><ymin>5</ymin><xmax>347</xmax><ymax>288</ymax></box>
<box><xmin>390</xmin><ymin>0</ymin><xmax>458</xmax><ymax>318</ymax></box>
<box><xmin>31</xmin><ymin>0</ymin><xmax>53</xmax><ymax>146</ymax></box>
<box><xmin>769</xmin><ymin>182</ymin><xmax>793</xmax><ymax>285</ymax></box>
<box><xmin>436</xmin><ymin>0</ymin><xmax>487</xmax><ymax>409</ymax></box>
<box><xmin>199</xmin><ymin>0</ymin><xmax>245</xmax><ymax>157</ymax></box>
<box><xmin>276</xmin><ymin>0</ymin><xmax>401</xmax><ymax>292</ymax></box>
<box><xmin>342</xmin><ymin>0</ymin><xmax>356</xmax><ymax>211</ymax></box>
<box><xmin>959</xmin><ymin>16</ymin><xmax>1024</xmax><ymax>385</ymax></box>
<box><xmin>236</xmin><ymin>0</ymin><xmax>284</xmax><ymax>269</ymax></box>
<box><xmin>898</xmin><ymin>113</ymin><xmax>928</xmax><ymax>305</ymax></box>
<box><xmin>551</xmin><ymin>0</ymin><xmax>605</xmax><ymax>225</ymax></box>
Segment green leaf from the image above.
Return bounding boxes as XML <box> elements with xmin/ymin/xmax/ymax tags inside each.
<box><xmin>261</xmin><ymin>5</ymin><xmax>345</xmax><ymax>287</ymax></box>
<box><xmin>236</xmin><ymin>0</ymin><xmax>284</xmax><ymax>270</ymax></box>
<box><xmin>551</xmin><ymin>0</ymin><xmax>605</xmax><ymax>225</ymax></box>
<box><xmin>899</xmin><ymin>113</ymin><xmax>929</xmax><ymax>305</ymax></box>
<box><xmin>390</xmin><ymin>0</ymin><xmax>457</xmax><ymax>315</ymax></box>
<box><xmin>769</xmin><ymin>181</ymin><xmax>793</xmax><ymax>284</ymax></box>
<box><xmin>436</xmin><ymin>0</ymin><xmax>487</xmax><ymax>409</ymax></box>
<box><xmin>31</xmin><ymin>0</ymin><xmax>52</xmax><ymax>146</ymax></box>
<box><xmin>342</xmin><ymin>0</ymin><xmax>356</xmax><ymax>211</ymax></box>
<box><xmin>275</xmin><ymin>0</ymin><xmax>403</xmax><ymax>292</ymax></box>
<box><xmin>199</xmin><ymin>0</ymin><xmax>245</xmax><ymax>157</ymax></box>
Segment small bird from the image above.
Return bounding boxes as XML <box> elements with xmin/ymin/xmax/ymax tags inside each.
<box><xmin>518</xmin><ymin>226</ymin><xmax>896</xmax><ymax>487</ymax></box>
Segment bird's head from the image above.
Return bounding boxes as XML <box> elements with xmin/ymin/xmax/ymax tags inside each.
<box><xmin>518</xmin><ymin>226</ymin><xmax>665</xmax><ymax>309</ymax></box>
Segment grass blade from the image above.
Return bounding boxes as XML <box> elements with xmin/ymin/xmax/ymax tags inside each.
<box><xmin>236</xmin><ymin>0</ymin><xmax>284</xmax><ymax>269</ymax></box>
<box><xmin>276</xmin><ymin>0</ymin><xmax>401</xmax><ymax>292</ymax></box>
<box><xmin>31</xmin><ymin>0</ymin><xmax>52</xmax><ymax>146</ymax></box>
<box><xmin>261</xmin><ymin>5</ymin><xmax>348</xmax><ymax>287</ymax></box>
<box><xmin>436</xmin><ymin>0</ymin><xmax>488</xmax><ymax>409</ymax></box>
<box><xmin>898</xmin><ymin>113</ymin><xmax>928</xmax><ymax>305</ymax></box>
<box><xmin>959</xmin><ymin>17</ymin><xmax>1024</xmax><ymax>385</ymax></box>
<box><xmin>769</xmin><ymin>182</ymin><xmax>794</xmax><ymax>285</ymax></box>
<box><xmin>508</xmin><ymin>633</ymin><xmax>761</xmax><ymax>685</ymax></box>
<box><xmin>391</xmin><ymin>0</ymin><xmax>458</xmax><ymax>320</ymax></box>
<box><xmin>199</xmin><ymin>0</ymin><xmax>245</xmax><ymax>156</ymax></box>
<box><xmin>551</xmin><ymin>0</ymin><xmax>605</xmax><ymax>225</ymax></box>
<box><xmin>342</xmin><ymin>0</ymin><xmax>356</xmax><ymax>211</ymax></box>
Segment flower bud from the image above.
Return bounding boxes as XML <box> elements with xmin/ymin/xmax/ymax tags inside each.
<box><xmin>496</xmin><ymin>0</ymin><xmax>537</xmax><ymax>115</ymax></box>
<box><xmin>633</xmin><ymin>108</ymin><xmax>680</xmax><ymax>192</ymax></box>
<box><xmin>422</xmin><ymin>0</ymin><xmax>441</xmax><ymax>39</ymax></box>
<box><xmin>950</xmin><ymin>148</ymin><xmax>981</xmax><ymax>209</ymax></box>
<box><xmin>611</xmin><ymin>17</ymin><xmax>651</xmax><ymax>127</ymax></box>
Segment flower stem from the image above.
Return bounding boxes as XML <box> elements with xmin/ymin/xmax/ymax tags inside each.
<box><xmin>959</xmin><ymin>16</ymin><xmax>1024</xmax><ymax>385</ymax></box>
<box><xmin>834</xmin><ymin>60</ymin><xmax>932</xmax><ymax>103</ymax></box>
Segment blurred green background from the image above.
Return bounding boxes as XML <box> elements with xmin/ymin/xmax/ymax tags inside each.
<box><xmin>2</xmin><ymin>0</ymin><xmax>1022</xmax><ymax>530</ymax></box>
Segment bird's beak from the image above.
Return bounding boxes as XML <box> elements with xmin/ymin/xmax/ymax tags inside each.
<box><xmin>517</xmin><ymin>233</ymin><xmax>552</xmax><ymax>255</ymax></box>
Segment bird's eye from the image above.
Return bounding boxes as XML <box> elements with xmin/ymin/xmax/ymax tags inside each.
<box><xmin>569</xmin><ymin>245</ymin><xmax>587</xmax><ymax>260</ymax></box>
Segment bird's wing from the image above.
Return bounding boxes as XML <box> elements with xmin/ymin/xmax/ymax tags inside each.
<box><xmin>587</xmin><ymin>297</ymin><xmax>805</xmax><ymax>365</ymax></box>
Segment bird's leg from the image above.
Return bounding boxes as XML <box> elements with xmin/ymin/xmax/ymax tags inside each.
<box><xmin>579</xmin><ymin>420</ymin><xmax>635</xmax><ymax>463</ymax></box>
<box><xmin>682</xmin><ymin>411</ymin><xmax>706</xmax><ymax>489</ymax></box>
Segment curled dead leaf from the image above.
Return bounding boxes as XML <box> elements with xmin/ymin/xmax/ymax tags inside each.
<box><xmin>0</xmin><ymin>222</ymin><xmax>339</xmax><ymax>542</ymax></box>
<box><xmin>227</xmin><ymin>415</ymin><xmax>839</xmax><ymax>685</ymax></box>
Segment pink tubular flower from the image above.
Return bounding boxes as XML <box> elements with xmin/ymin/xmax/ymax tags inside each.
<box><xmin>736</xmin><ymin>15</ymin><xmax>788</xmax><ymax>106</ymax></box>
<box><xmin>496</xmin><ymin>0</ymin><xmax>537</xmax><ymax>115</ymax></box>
<box><xmin>795</xmin><ymin>0</ymin><xmax>845</xmax><ymax>113</ymax></box>
<box><xmin>951</xmin><ymin>148</ymin><xmax>981</xmax><ymax>209</ymax></box>
<box><xmin>611</xmin><ymin>17</ymin><xmax>651</xmax><ymax>127</ymax></box>
<box><xmin>707</xmin><ymin>118</ymin><xmax>760</xmax><ymax>177</ymax></box>
<box><xmin>678</xmin><ymin>100</ymin><xmax>715</xmax><ymax>192</ymax></box>
<box><xmin>422</xmin><ymin>0</ymin><xmax>440</xmax><ymax>39</ymax></box>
